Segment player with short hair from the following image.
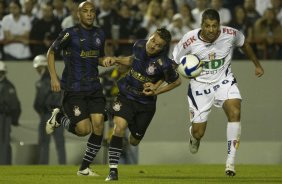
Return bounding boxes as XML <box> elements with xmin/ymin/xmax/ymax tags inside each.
<box><xmin>172</xmin><ymin>8</ymin><xmax>264</xmax><ymax>176</ymax></box>
<box><xmin>103</xmin><ymin>28</ymin><xmax>181</xmax><ymax>181</ymax></box>
<box><xmin>45</xmin><ymin>1</ymin><xmax>115</xmax><ymax>175</ymax></box>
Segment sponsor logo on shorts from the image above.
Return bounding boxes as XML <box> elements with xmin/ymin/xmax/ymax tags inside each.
<box><xmin>113</xmin><ymin>101</ymin><xmax>122</xmax><ymax>111</ymax></box>
<box><xmin>73</xmin><ymin>106</ymin><xmax>81</xmax><ymax>116</ymax></box>
<box><xmin>196</xmin><ymin>79</ymin><xmax>229</xmax><ymax>96</ymax></box>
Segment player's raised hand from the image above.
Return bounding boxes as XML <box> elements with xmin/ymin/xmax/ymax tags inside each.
<box><xmin>255</xmin><ymin>66</ymin><xmax>264</xmax><ymax>77</ymax></box>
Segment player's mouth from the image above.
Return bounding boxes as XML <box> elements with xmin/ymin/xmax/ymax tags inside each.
<box><xmin>207</xmin><ymin>33</ymin><xmax>216</xmax><ymax>38</ymax></box>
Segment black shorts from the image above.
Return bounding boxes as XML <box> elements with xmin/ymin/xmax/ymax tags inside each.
<box><xmin>112</xmin><ymin>94</ymin><xmax>156</xmax><ymax>140</ymax></box>
<box><xmin>62</xmin><ymin>90</ymin><xmax>106</xmax><ymax>124</ymax></box>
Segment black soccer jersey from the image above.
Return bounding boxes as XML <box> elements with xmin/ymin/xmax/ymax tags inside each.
<box><xmin>118</xmin><ymin>40</ymin><xmax>179</xmax><ymax>104</ymax></box>
<box><xmin>51</xmin><ymin>25</ymin><xmax>106</xmax><ymax>92</ymax></box>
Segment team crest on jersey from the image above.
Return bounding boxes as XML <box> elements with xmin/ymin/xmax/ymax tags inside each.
<box><xmin>113</xmin><ymin>101</ymin><xmax>122</xmax><ymax>111</ymax></box>
<box><xmin>95</xmin><ymin>38</ymin><xmax>101</xmax><ymax>47</ymax></box>
<box><xmin>146</xmin><ymin>63</ymin><xmax>157</xmax><ymax>75</ymax></box>
<box><xmin>73</xmin><ymin>106</ymin><xmax>81</xmax><ymax>116</ymax></box>
<box><xmin>208</xmin><ymin>52</ymin><xmax>216</xmax><ymax>60</ymax></box>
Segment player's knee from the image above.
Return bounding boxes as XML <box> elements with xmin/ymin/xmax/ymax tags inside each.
<box><xmin>192</xmin><ymin>129</ymin><xmax>205</xmax><ymax>139</ymax></box>
<box><xmin>92</xmin><ymin>122</ymin><xmax>104</xmax><ymax>134</ymax></box>
<box><xmin>129</xmin><ymin>134</ymin><xmax>141</xmax><ymax>146</ymax></box>
<box><xmin>76</xmin><ymin>130</ymin><xmax>91</xmax><ymax>137</ymax></box>
<box><xmin>129</xmin><ymin>138</ymin><xmax>140</xmax><ymax>146</ymax></box>
<box><xmin>75</xmin><ymin>125</ymin><xmax>91</xmax><ymax>137</ymax></box>
<box><xmin>193</xmin><ymin>132</ymin><xmax>204</xmax><ymax>139</ymax></box>
<box><xmin>228</xmin><ymin>109</ymin><xmax>241</xmax><ymax>121</ymax></box>
<box><xmin>113</xmin><ymin>125</ymin><xmax>126</xmax><ymax>137</ymax></box>
<box><xmin>112</xmin><ymin>120</ymin><xmax>127</xmax><ymax>136</ymax></box>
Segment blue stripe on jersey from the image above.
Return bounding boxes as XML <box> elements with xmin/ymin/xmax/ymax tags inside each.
<box><xmin>188</xmin><ymin>84</ymin><xmax>198</xmax><ymax>110</ymax></box>
<box><xmin>51</xmin><ymin>25</ymin><xmax>105</xmax><ymax>92</ymax></box>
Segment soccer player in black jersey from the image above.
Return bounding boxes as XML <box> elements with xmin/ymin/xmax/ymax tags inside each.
<box><xmin>45</xmin><ymin>1</ymin><xmax>115</xmax><ymax>176</ymax></box>
<box><xmin>103</xmin><ymin>28</ymin><xmax>182</xmax><ymax>181</ymax></box>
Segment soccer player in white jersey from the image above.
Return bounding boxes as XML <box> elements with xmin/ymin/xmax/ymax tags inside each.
<box><xmin>172</xmin><ymin>8</ymin><xmax>264</xmax><ymax>176</ymax></box>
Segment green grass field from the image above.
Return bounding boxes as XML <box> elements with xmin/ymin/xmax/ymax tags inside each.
<box><xmin>1</xmin><ymin>164</ymin><xmax>282</xmax><ymax>184</ymax></box>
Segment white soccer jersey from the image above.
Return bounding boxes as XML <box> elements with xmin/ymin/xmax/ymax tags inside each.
<box><xmin>172</xmin><ymin>26</ymin><xmax>245</xmax><ymax>83</ymax></box>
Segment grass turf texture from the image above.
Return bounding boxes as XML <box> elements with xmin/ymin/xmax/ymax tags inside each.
<box><xmin>1</xmin><ymin>164</ymin><xmax>282</xmax><ymax>184</ymax></box>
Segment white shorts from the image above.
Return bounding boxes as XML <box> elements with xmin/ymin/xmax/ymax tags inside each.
<box><xmin>187</xmin><ymin>75</ymin><xmax>242</xmax><ymax>123</ymax></box>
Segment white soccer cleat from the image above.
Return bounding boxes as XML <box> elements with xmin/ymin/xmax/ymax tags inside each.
<box><xmin>225</xmin><ymin>164</ymin><xmax>236</xmax><ymax>176</ymax></box>
<box><xmin>189</xmin><ymin>126</ymin><xmax>200</xmax><ymax>154</ymax></box>
<box><xmin>77</xmin><ymin>168</ymin><xmax>100</xmax><ymax>176</ymax></box>
<box><xmin>45</xmin><ymin>108</ymin><xmax>61</xmax><ymax>134</ymax></box>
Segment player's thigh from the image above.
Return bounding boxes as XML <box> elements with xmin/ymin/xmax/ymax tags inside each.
<box><xmin>88</xmin><ymin>90</ymin><xmax>106</xmax><ymax>116</ymax></box>
<box><xmin>111</xmin><ymin>95</ymin><xmax>133</xmax><ymax>136</ymax></box>
<box><xmin>111</xmin><ymin>94</ymin><xmax>134</xmax><ymax>124</ymax></box>
<box><xmin>128</xmin><ymin>102</ymin><xmax>156</xmax><ymax>141</ymax></box>
<box><xmin>88</xmin><ymin>90</ymin><xmax>107</xmax><ymax>133</ymax></box>
<box><xmin>62</xmin><ymin>92</ymin><xmax>92</xmax><ymax>135</ymax></box>
<box><xmin>187</xmin><ymin>83</ymin><xmax>214</xmax><ymax>123</ymax></box>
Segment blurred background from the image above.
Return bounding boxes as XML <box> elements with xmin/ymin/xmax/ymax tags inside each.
<box><xmin>0</xmin><ymin>0</ymin><xmax>281</xmax><ymax>165</ymax></box>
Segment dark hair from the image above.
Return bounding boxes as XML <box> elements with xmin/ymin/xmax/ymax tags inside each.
<box><xmin>202</xmin><ymin>8</ymin><xmax>220</xmax><ymax>24</ymax></box>
<box><xmin>9</xmin><ymin>0</ymin><xmax>22</xmax><ymax>9</ymax></box>
<box><xmin>156</xmin><ymin>27</ymin><xmax>171</xmax><ymax>46</ymax></box>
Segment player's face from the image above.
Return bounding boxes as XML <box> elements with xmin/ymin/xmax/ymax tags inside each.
<box><xmin>77</xmin><ymin>2</ymin><xmax>96</xmax><ymax>29</ymax></box>
<box><xmin>201</xmin><ymin>19</ymin><xmax>220</xmax><ymax>42</ymax></box>
<box><xmin>146</xmin><ymin>33</ymin><xmax>166</xmax><ymax>56</ymax></box>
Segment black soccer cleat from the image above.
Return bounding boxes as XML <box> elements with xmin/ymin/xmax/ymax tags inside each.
<box><xmin>105</xmin><ymin>170</ymin><xmax>118</xmax><ymax>181</ymax></box>
<box><xmin>225</xmin><ymin>164</ymin><xmax>236</xmax><ymax>177</ymax></box>
<box><xmin>226</xmin><ymin>170</ymin><xmax>236</xmax><ymax>177</ymax></box>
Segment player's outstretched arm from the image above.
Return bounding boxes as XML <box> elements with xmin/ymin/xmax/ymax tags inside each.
<box><xmin>241</xmin><ymin>41</ymin><xmax>264</xmax><ymax>77</ymax></box>
<box><xmin>115</xmin><ymin>56</ymin><xmax>133</xmax><ymax>66</ymax></box>
<box><xmin>47</xmin><ymin>48</ymin><xmax>61</xmax><ymax>92</ymax></box>
<box><xmin>99</xmin><ymin>56</ymin><xmax>133</xmax><ymax>67</ymax></box>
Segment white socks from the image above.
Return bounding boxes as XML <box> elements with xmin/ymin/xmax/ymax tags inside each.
<box><xmin>226</xmin><ymin>122</ymin><xmax>241</xmax><ymax>165</ymax></box>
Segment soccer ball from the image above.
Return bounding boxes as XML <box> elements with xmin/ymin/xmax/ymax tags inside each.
<box><xmin>177</xmin><ymin>54</ymin><xmax>203</xmax><ymax>78</ymax></box>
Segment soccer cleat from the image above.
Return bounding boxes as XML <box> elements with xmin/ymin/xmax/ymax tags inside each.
<box><xmin>225</xmin><ymin>164</ymin><xmax>236</xmax><ymax>177</ymax></box>
<box><xmin>105</xmin><ymin>170</ymin><xmax>118</xmax><ymax>181</ymax></box>
<box><xmin>189</xmin><ymin>126</ymin><xmax>200</xmax><ymax>154</ymax></box>
<box><xmin>77</xmin><ymin>168</ymin><xmax>100</xmax><ymax>176</ymax></box>
<box><xmin>45</xmin><ymin>108</ymin><xmax>61</xmax><ymax>134</ymax></box>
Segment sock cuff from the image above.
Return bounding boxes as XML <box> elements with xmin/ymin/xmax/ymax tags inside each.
<box><xmin>227</xmin><ymin>122</ymin><xmax>241</xmax><ymax>140</ymax></box>
<box><xmin>89</xmin><ymin>133</ymin><xmax>103</xmax><ymax>145</ymax></box>
<box><xmin>110</xmin><ymin>135</ymin><xmax>123</xmax><ymax>148</ymax></box>
<box><xmin>109</xmin><ymin>165</ymin><xmax>118</xmax><ymax>169</ymax></box>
